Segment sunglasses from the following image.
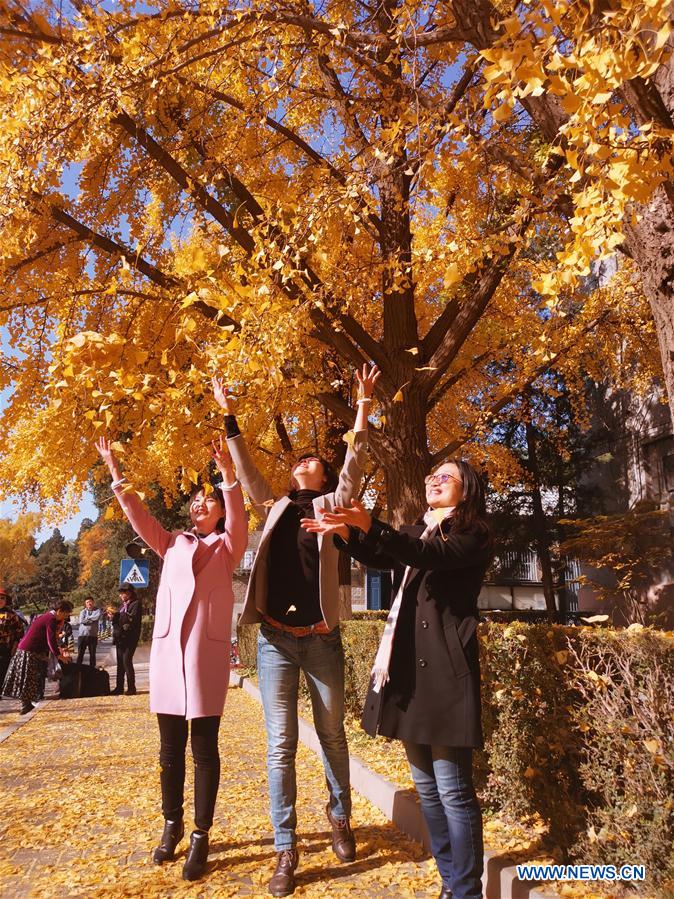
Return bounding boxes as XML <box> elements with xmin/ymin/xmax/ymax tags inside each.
<box><xmin>424</xmin><ymin>472</ymin><xmax>462</xmax><ymax>486</ymax></box>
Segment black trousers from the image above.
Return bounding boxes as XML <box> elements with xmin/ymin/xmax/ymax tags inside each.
<box><xmin>77</xmin><ymin>636</ymin><xmax>97</xmax><ymax>667</ymax></box>
<box><xmin>157</xmin><ymin>714</ymin><xmax>221</xmax><ymax>831</ymax></box>
<box><xmin>115</xmin><ymin>641</ymin><xmax>138</xmax><ymax>692</ymax></box>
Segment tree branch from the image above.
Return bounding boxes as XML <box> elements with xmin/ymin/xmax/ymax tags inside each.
<box><xmin>112</xmin><ymin>110</ymin><xmax>256</xmax><ymax>254</ymax></box>
<box><xmin>422</xmin><ymin>212</ymin><xmax>532</xmax><ymax>386</ymax></box>
<box><xmin>183</xmin><ymin>77</ymin><xmax>382</xmax><ymax>239</ymax></box>
<box><xmin>40</xmin><ymin>197</ymin><xmax>240</xmax><ymax>330</ymax></box>
<box><xmin>274</xmin><ymin>414</ymin><xmax>294</xmax><ymax>453</ymax></box>
<box><xmin>430</xmin><ymin>312</ymin><xmax>611</xmax><ymax>461</ymax></box>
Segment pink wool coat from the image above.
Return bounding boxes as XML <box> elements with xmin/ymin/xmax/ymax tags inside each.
<box><xmin>113</xmin><ymin>482</ymin><xmax>248</xmax><ymax>719</ymax></box>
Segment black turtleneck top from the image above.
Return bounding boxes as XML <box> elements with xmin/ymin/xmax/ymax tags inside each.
<box><xmin>267</xmin><ymin>489</ymin><xmax>323</xmax><ymax>626</ymax></box>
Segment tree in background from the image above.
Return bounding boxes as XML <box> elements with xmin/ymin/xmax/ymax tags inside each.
<box><xmin>0</xmin><ymin>0</ymin><xmax>667</xmax><ymax>524</ymax></box>
<box><xmin>488</xmin><ymin>372</ymin><xmax>603</xmax><ymax>615</ymax></box>
<box><xmin>11</xmin><ymin>528</ymin><xmax>79</xmax><ymax>613</ymax></box>
<box><xmin>560</xmin><ymin>505</ymin><xmax>674</xmax><ymax>626</ymax></box>
<box><xmin>0</xmin><ymin>513</ymin><xmax>38</xmax><ymax>589</ymax></box>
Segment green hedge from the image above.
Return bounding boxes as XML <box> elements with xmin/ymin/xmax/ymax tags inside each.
<box><xmin>238</xmin><ymin>619</ymin><xmax>674</xmax><ymax>890</ymax></box>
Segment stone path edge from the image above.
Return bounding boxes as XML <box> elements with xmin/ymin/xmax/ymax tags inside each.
<box><xmin>0</xmin><ymin>700</ymin><xmax>43</xmax><ymax>744</ymax></box>
<box><xmin>235</xmin><ymin>673</ymin><xmax>557</xmax><ymax>899</ymax></box>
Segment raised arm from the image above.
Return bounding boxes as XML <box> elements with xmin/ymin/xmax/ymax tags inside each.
<box><xmin>95</xmin><ymin>436</ymin><xmax>172</xmax><ymax>559</ymax></box>
<box><xmin>334</xmin><ymin>364</ymin><xmax>379</xmax><ymax>507</ymax></box>
<box><xmin>211</xmin><ymin>436</ymin><xmax>249</xmax><ymax>566</ymax></box>
<box><xmin>213</xmin><ymin>377</ymin><xmax>275</xmax><ymax>513</ymax></box>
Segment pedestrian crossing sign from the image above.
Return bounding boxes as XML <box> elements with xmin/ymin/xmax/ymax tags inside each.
<box><xmin>119</xmin><ymin>558</ymin><xmax>150</xmax><ymax>588</ymax></box>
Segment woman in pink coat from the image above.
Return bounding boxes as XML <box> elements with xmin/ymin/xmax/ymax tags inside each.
<box><xmin>95</xmin><ymin>432</ymin><xmax>247</xmax><ymax>882</ymax></box>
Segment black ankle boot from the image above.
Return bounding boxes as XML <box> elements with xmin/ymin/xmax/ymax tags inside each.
<box><xmin>182</xmin><ymin>830</ymin><xmax>209</xmax><ymax>881</ymax></box>
<box><xmin>153</xmin><ymin>819</ymin><xmax>184</xmax><ymax>864</ymax></box>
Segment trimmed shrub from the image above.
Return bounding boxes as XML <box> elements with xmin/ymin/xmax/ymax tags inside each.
<box><xmin>567</xmin><ymin>628</ymin><xmax>674</xmax><ymax>887</ymax></box>
<box><xmin>238</xmin><ymin>618</ymin><xmax>673</xmax><ymax>890</ymax></box>
<box><xmin>478</xmin><ymin>622</ymin><xmax>586</xmax><ymax>852</ymax></box>
<box><xmin>341</xmin><ymin>619</ymin><xmax>386</xmax><ymax>718</ymax></box>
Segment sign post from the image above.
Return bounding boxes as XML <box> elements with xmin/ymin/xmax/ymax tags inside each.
<box><xmin>119</xmin><ymin>558</ymin><xmax>150</xmax><ymax>589</ymax></box>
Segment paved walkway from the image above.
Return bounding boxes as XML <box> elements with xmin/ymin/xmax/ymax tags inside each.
<box><xmin>0</xmin><ymin>664</ymin><xmax>442</xmax><ymax>898</ymax></box>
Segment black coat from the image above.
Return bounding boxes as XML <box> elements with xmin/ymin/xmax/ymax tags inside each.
<box><xmin>112</xmin><ymin>597</ymin><xmax>142</xmax><ymax>647</ymax></box>
<box><xmin>337</xmin><ymin>517</ymin><xmax>490</xmax><ymax>748</ymax></box>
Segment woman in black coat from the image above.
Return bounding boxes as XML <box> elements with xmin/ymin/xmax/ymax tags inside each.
<box><xmin>302</xmin><ymin>459</ymin><xmax>491</xmax><ymax>899</ymax></box>
<box><xmin>110</xmin><ymin>585</ymin><xmax>142</xmax><ymax>695</ymax></box>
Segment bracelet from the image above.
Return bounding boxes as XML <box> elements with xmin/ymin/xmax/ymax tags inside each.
<box><xmin>356</xmin><ymin>398</ymin><xmax>372</xmax><ymax>405</ymax></box>
<box><xmin>220</xmin><ymin>479</ymin><xmax>240</xmax><ymax>491</ymax></box>
<box><xmin>111</xmin><ymin>477</ymin><xmax>127</xmax><ymax>489</ymax></box>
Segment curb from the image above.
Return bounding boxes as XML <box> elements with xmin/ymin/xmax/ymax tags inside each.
<box><xmin>0</xmin><ymin>699</ymin><xmax>45</xmax><ymax>745</ymax></box>
<box><xmin>238</xmin><ymin>675</ymin><xmax>557</xmax><ymax>899</ymax></box>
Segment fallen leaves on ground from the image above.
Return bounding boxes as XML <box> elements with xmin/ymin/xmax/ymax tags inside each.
<box><xmin>0</xmin><ymin>689</ymin><xmax>440</xmax><ymax>897</ymax></box>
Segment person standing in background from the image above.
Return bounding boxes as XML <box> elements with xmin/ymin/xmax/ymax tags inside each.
<box><xmin>77</xmin><ymin>597</ymin><xmax>101</xmax><ymax>667</ymax></box>
<box><xmin>0</xmin><ymin>589</ymin><xmax>24</xmax><ymax>696</ymax></box>
<box><xmin>111</xmin><ymin>586</ymin><xmax>142</xmax><ymax>695</ymax></box>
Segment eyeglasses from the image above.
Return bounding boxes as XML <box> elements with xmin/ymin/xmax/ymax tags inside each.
<box><xmin>424</xmin><ymin>472</ymin><xmax>462</xmax><ymax>486</ymax></box>
<box><xmin>294</xmin><ymin>457</ymin><xmax>320</xmax><ymax>467</ymax></box>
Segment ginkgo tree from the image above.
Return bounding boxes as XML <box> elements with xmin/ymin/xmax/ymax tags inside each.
<box><xmin>0</xmin><ymin>513</ymin><xmax>38</xmax><ymax>588</ymax></box>
<box><xmin>0</xmin><ymin>0</ymin><xmax>667</xmax><ymax>524</ymax></box>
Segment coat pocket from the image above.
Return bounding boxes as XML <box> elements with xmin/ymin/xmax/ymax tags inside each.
<box><xmin>441</xmin><ymin>621</ymin><xmax>471</xmax><ymax>678</ymax></box>
<box><xmin>206</xmin><ymin>589</ymin><xmax>228</xmax><ymax>642</ymax></box>
<box><xmin>153</xmin><ymin>587</ymin><xmax>171</xmax><ymax>639</ymax></box>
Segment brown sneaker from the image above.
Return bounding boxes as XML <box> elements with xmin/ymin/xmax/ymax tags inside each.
<box><xmin>326</xmin><ymin>802</ymin><xmax>356</xmax><ymax>862</ymax></box>
<box><xmin>268</xmin><ymin>848</ymin><xmax>299</xmax><ymax>897</ymax></box>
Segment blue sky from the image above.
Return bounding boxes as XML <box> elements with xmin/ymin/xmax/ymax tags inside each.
<box><xmin>0</xmin><ymin>354</ymin><xmax>98</xmax><ymax>545</ymax></box>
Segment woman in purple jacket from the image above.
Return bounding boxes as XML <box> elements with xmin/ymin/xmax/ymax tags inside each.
<box><xmin>3</xmin><ymin>600</ymin><xmax>74</xmax><ymax>714</ymax></box>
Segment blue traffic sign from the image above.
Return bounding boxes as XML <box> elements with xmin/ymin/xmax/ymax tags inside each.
<box><xmin>119</xmin><ymin>558</ymin><xmax>150</xmax><ymax>588</ymax></box>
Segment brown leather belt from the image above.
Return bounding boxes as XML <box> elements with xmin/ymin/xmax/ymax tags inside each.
<box><xmin>262</xmin><ymin>614</ymin><xmax>332</xmax><ymax>637</ymax></box>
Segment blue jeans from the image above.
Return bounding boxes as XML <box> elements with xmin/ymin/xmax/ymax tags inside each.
<box><xmin>257</xmin><ymin>624</ymin><xmax>351</xmax><ymax>850</ymax></box>
<box><xmin>404</xmin><ymin>743</ymin><xmax>483</xmax><ymax>899</ymax></box>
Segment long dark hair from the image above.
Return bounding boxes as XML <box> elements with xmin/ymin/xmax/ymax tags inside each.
<box><xmin>189</xmin><ymin>483</ymin><xmax>226</xmax><ymax>533</ymax></box>
<box><xmin>435</xmin><ymin>458</ymin><xmax>491</xmax><ymax>542</ymax></box>
<box><xmin>288</xmin><ymin>453</ymin><xmax>339</xmax><ymax>497</ymax></box>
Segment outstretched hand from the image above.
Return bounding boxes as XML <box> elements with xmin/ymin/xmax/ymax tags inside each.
<box><xmin>94</xmin><ymin>436</ymin><xmax>122</xmax><ymax>481</ymax></box>
<box><xmin>300</xmin><ymin>516</ymin><xmax>350</xmax><ymax>541</ymax></box>
<box><xmin>356</xmin><ymin>363</ymin><xmax>381</xmax><ymax>401</ymax></box>
<box><xmin>301</xmin><ymin>498</ymin><xmax>372</xmax><ymax>537</ymax></box>
<box><xmin>212</xmin><ymin>376</ymin><xmax>234</xmax><ymax>413</ymax></box>
<box><xmin>211</xmin><ymin>436</ymin><xmax>236</xmax><ymax>486</ymax></box>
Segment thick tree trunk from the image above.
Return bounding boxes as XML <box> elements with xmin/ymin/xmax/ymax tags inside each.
<box><xmin>380</xmin><ymin>390</ymin><xmax>432</xmax><ymax>526</ymax></box>
<box><xmin>624</xmin><ymin>186</ymin><xmax>674</xmax><ymax>428</ymax></box>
